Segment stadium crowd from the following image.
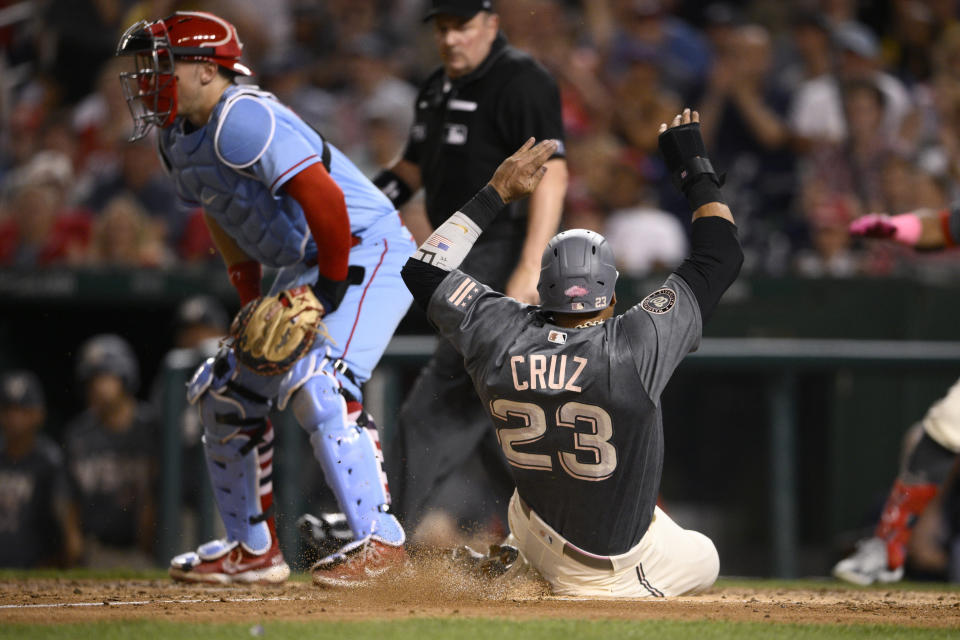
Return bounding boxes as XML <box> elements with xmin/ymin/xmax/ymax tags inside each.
<box><xmin>3</xmin><ymin>0</ymin><xmax>960</xmax><ymax>278</ymax></box>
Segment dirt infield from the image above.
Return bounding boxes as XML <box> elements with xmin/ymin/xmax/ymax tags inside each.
<box><xmin>2</xmin><ymin>560</ymin><xmax>959</xmax><ymax>629</ymax></box>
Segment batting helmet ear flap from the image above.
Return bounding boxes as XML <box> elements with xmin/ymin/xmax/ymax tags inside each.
<box><xmin>537</xmin><ymin>229</ymin><xmax>618</xmax><ymax>315</ymax></box>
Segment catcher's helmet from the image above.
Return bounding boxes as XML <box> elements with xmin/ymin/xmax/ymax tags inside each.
<box><xmin>116</xmin><ymin>11</ymin><xmax>252</xmax><ymax>140</ymax></box>
<box><xmin>537</xmin><ymin>229</ymin><xmax>618</xmax><ymax>315</ymax></box>
<box><xmin>75</xmin><ymin>334</ymin><xmax>140</xmax><ymax>394</ymax></box>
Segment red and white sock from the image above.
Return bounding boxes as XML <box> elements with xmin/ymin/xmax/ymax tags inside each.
<box><xmin>257</xmin><ymin>419</ymin><xmax>278</xmax><ymax>544</ymax></box>
<box><xmin>346</xmin><ymin>400</ymin><xmax>391</xmax><ymax>505</ymax></box>
<box><xmin>874</xmin><ymin>478</ymin><xmax>939</xmax><ymax>570</ymax></box>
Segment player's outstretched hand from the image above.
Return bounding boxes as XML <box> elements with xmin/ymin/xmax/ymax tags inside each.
<box><xmin>658</xmin><ymin>107</ymin><xmax>699</xmax><ymax>134</ymax></box>
<box><xmin>488</xmin><ymin>137</ymin><xmax>559</xmax><ymax>203</ymax></box>
<box><xmin>849</xmin><ymin>213</ymin><xmax>897</xmax><ymax>239</ymax></box>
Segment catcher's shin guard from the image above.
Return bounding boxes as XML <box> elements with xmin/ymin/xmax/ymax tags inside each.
<box><xmin>292</xmin><ymin>372</ymin><xmax>404</xmax><ymax>545</ymax></box>
<box><xmin>874</xmin><ymin>478</ymin><xmax>939</xmax><ymax>570</ymax></box>
<box><xmin>197</xmin><ymin>374</ymin><xmax>275</xmax><ymax>554</ymax></box>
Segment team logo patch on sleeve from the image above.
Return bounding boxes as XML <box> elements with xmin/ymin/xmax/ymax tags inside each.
<box><xmin>641</xmin><ymin>288</ymin><xmax>677</xmax><ymax>314</ymax></box>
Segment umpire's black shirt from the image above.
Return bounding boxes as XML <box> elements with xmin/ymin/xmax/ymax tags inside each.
<box><xmin>403</xmin><ymin>33</ymin><xmax>565</xmax><ymax>286</ymax></box>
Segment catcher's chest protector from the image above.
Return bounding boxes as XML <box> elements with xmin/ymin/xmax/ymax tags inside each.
<box><xmin>158</xmin><ymin>86</ymin><xmax>313</xmax><ymax>268</ymax></box>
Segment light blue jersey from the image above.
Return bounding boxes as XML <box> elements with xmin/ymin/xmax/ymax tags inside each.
<box><xmin>159</xmin><ymin>84</ymin><xmax>414</xmax><ymax>389</ymax></box>
<box><xmin>158</xmin><ymin>85</ymin><xmax>401</xmax><ymax>268</ymax></box>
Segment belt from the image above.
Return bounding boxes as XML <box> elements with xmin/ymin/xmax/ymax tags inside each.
<box><xmin>517</xmin><ymin>495</ymin><xmax>614</xmax><ymax>571</ymax></box>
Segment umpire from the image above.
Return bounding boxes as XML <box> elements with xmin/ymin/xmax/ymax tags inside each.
<box><xmin>375</xmin><ymin>0</ymin><xmax>568</xmax><ymax>539</ymax></box>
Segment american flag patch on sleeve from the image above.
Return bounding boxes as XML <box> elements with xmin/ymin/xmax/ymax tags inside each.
<box><xmin>425</xmin><ymin>234</ymin><xmax>451</xmax><ymax>251</ymax></box>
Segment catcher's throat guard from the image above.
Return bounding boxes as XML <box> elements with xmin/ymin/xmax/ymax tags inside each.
<box><xmin>231</xmin><ymin>286</ymin><xmax>328</xmax><ymax>376</ymax></box>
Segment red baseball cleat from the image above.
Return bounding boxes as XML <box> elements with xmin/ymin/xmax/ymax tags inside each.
<box><xmin>311</xmin><ymin>536</ymin><xmax>406</xmax><ymax>587</ymax></box>
<box><xmin>169</xmin><ymin>538</ymin><xmax>290</xmax><ymax>585</ymax></box>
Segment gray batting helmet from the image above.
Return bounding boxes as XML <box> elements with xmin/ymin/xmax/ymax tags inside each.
<box><xmin>75</xmin><ymin>334</ymin><xmax>140</xmax><ymax>394</ymax></box>
<box><xmin>537</xmin><ymin>229</ymin><xmax>618</xmax><ymax>314</ymax></box>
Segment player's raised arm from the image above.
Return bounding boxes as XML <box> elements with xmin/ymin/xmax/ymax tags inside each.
<box><xmin>658</xmin><ymin>108</ymin><xmax>743</xmax><ymax>322</ymax></box>
<box><xmin>849</xmin><ymin>207</ymin><xmax>958</xmax><ymax>250</ymax></box>
<box><xmin>401</xmin><ymin>138</ymin><xmax>558</xmax><ymax>308</ymax></box>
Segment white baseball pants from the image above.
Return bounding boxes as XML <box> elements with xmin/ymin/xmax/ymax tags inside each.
<box><xmin>506</xmin><ymin>491</ymin><xmax>719</xmax><ymax>597</ymax></box>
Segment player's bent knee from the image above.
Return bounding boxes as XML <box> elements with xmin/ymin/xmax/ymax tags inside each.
<box><xmin>683</xmin><ymin>531</ymin><xmax>720</xmax><ymax>595</ymax></box>
<box><xmin>922</xmin><ymin>379</ymin><xmax>960</xmax><ymax>452</ymax></box>
<box><xmin>290</xmin><ymin>371</ymin><xmax>347</xmax><ymax>436</ymax></box>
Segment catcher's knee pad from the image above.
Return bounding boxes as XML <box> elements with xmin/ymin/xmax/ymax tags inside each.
<box><xmin>292</xmin><ymin>374</ymin><xmax>403</xmax><ymax>545</ymax></box>
<box><xmin>186</xmin><ymin>350</ymin><xmax>236</xmax><ymax>406</ymax></box>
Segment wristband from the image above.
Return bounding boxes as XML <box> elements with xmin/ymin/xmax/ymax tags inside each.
<box><xmin>311</xmin><ymin>265</ymin><xmax>365</xmax><ymax>313</ymax></box>
<box><xmin>228</xmin><ymin>260</ymin><xmax>262</xmax><ymax>306</ymax></box>
<box><xmin>373</xmin><ymin>169</ymin><xmax>414</xmax><ymax>208</ymax></box>
<box><xmin>889</xmin><ymin>213</ymin><xmax>923</xmax><ymax>246</ymax></box>
<box><xmin>657</xmin><ymin>122</ymin><xmax>725</xmax><ymax>210</ymax></box>
<box><xmin>684</xmin><ymin>175</ymin><xmax>726</xmax><ymax>211</ymax></box>
<box><xmin>460</xmin><ymin>184</ymin><xmax>506</xmax><ymax>231</ymax></box>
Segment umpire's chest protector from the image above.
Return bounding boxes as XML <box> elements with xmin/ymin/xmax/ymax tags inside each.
<box><xmin>157</xmin><ymin>87</ymin><xmax>314</xmax><ymax>268</ymax></box>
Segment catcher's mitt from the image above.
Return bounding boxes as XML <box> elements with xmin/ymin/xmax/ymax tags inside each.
<box><xmin>230</xmin><ymin>285</ymin><xmax>329</xmax><ymax>376</ymax></box>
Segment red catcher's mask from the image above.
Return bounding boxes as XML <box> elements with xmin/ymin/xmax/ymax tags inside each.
<box><xmin>116</xmin><ymin>11</ymin><xmax>253</xmax><ymax>141</ymax></box>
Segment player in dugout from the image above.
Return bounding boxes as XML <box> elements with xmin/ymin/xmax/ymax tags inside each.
<box><xmin>114</xmin><ymin>11</ymin><xmax>415</xmax><ymax>586</ymax></box>
<box><xmin>833</xmin><ymin>204</ymin><xmax>960</xmax><ymax>584</ymax></box>
<box><xmin>399</xmin><ymin>108</ymin><xmax>743</xmax><ymax>597</ymax></box>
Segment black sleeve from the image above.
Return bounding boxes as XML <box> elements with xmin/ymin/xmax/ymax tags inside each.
<box><xmin>673</xmin><ymin>216</ymin><xmax>743</xmax><ymax>322</ymax></box>
<box><xmin>401</xmin><ymin>258</ymin><xmax>448</xmax><ymax>310</ymax></box>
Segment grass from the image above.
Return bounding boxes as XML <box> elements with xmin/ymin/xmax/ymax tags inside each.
<box><xmin>0</xmin><ymin>619</ymin><xmax>956</xmax><ymax>640</ymax></box>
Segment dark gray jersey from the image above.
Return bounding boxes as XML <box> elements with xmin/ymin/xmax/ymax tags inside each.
<box><xmin>428</xmin><ymin>271</ymin><xmax>702</xmax><ymax>556</ymax></box>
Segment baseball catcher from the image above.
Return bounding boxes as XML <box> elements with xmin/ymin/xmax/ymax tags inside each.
<box><xmin>400</xmin><ymin>109</ymin><xmax>743</xmax><ymax>597</ymax></box>
<box><xmin>116</xmin><ymin>11</ymin><xmax>415</xmax><ymax>586</ymax></box>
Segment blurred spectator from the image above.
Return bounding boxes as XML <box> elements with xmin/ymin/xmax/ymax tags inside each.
<box><xmin>64</xmin><ymin>334</ymin><xmax>158</xmax><ymax>569</ymax></box>
<box><xmin>805</xmin><ymin>78</ymin><xmax>892</xmax><ymax>214</ymax></box>
<box><xmin>334</xmin><ymin>34</ymin><xmax>416</xmax><ymax>172</ymax></box>
<box><xmin>789</xmin><ymin>21</ymin><xmax>912</xmax><ymax>148</ymax></box>
<box><xmin>40</xmin><ymin>0</ymin><xmax>130</xmax><ymax>105</ymax></box>
<box><xmin>885</xmin><ymin>0</ymin><xmax>938</xmax><ymax>85</ymax></box>
<box><xmin>72</xmin><ymin>59</ymin><xmax>135</xmax><ymax>171</ymax></box>
<box><xmin>0</xmin><ymin>370</ymin><xmax>82</xmax><ymax>568</ymax></box>
<box><xmin>605</xmin><ymin>204</ymin><xmax>687</xmax><ymax>277</ymax></box>
<box><xmin>87</xmin><ymin>195</ymin><xmax>171</xmax><ymax>268</ymax></box>
<box><xmin>172</xmin><ymin>294</ymin><xmax>229</xmax><ymax>351</ymax></box>
<box><xmin>699</xmin><ymin>24</ymin><xmax>795</xmax><ymax>269</ymax></box>
<box><xmin>562</xmin><ymin>132</ymin><xmax>624</xmax><ymax>231</ymax></box>
<box><xmin>0</xmin><ymin>151</ymin><xmax>92</xmax><ymax>266</ymax></box>
<box><xmin>794</xmin><ymin>187</ymin><xmax>862</xmax><ymax>278</ymax></box>
<box><xmin>589</xmin><ymin>0</ymin><xmax>711</xmax><ymax>103</ymax></box>
<box><xmin>82</xmin><ymin>137</ymin><xmax>185</xmax><ymax>242</ymax></box>
<box><xmin>259</xmin><ymin>47</ymin><xmax>338</xmax><ymax>134</ymax></box>
<box><xmin>609</xmin><ymin>43</ymin><xmax>681</xmax><ymax>156</ymax></box>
